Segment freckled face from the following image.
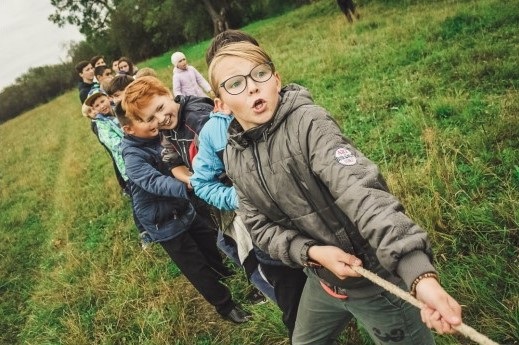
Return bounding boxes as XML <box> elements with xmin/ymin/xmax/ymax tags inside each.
<box><xmin>214</xmin><ymin>56</ymin><xmax>281</xmax><ymax>131</ymax></box>
<box><xmin>139</xmin><ymin>94</ymin><xmax>179</xmax><ymax>130</ymax></box>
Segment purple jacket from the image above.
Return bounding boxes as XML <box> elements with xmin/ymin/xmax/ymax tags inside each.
<box><xmin>172</xmin><ymin>65</ymin><xmax>212</xmax><ymax>97</ymax></box>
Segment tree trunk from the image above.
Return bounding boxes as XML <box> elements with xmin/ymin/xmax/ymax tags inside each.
<box><xmin>200</xmin><ymin>0</ymin><xmax>229</xmax><ymax>36</ymax></box>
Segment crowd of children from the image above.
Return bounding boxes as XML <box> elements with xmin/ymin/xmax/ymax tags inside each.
<box><xmin>74</xmin><ymin>31</ymin><xmax>463</xmax><ymax>344</ymax></box>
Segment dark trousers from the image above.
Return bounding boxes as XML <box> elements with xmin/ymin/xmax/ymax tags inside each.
<box><xmin>337</xmin><ymin>0</ymin><xmax>358</xmax><ymax>22</ymax></box>
<box><xmin>159</xmin><ymin>214</ymin><xmax>235</xmax><ymax>315</ymax></box>
<box><xmin>261</xmin><ymin>264</ymin><xmax>307</xmax><ymax>338</ymax></box>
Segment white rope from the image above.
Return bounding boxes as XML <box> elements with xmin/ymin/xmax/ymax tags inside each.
<box><xmin>351</xmin><ymin>266</ymin><xmax>500</xmax><ymax>345</ymax></box>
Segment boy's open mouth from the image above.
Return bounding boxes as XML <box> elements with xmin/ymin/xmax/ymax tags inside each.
<box><xmin>253</xmin><ymin>99</ymin><xmax>266</xmax><ymax>111</ymax></box>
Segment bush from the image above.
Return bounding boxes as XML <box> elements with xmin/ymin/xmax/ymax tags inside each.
<box><xmin>0</xmin><ymin>63</ymin><xmax>77</xmax><ymax>123</ymax></box>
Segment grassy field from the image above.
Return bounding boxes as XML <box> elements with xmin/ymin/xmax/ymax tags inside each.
<box><xmin>1</xmin><ymin>0</ymin><xmax>518</xmax><ymax>344</ymax></box>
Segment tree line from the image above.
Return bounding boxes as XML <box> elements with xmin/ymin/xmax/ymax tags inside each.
<box><xmin>0</xmin><ymin>0</ymin><xmax>312</xmax><ymax>124</ymax></box>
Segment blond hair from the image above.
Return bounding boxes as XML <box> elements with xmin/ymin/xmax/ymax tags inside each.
<box><xmin>134</xmin><ymin>67</ymin><xmax>157</xmax><ymax>79</ymax></box>
<box><xmin>208</xmin><ymin>42</ymin><xmax>274</xmax><ymax>97</ymax></box>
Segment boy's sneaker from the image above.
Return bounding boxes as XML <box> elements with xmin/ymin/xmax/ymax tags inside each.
<box><xmin>246</xmin><ymin>288</ymin><xmax>267</xmax><ymax>305</ymax></box>
<box><xmin>221</xmin><ymin>305</ymin><xmax>252</xmax><ymax>324</ymax></box>
<box><xmin>140</xmin><ymin>231</ymin><xmax>153</xmax><ymax>250</ymax></box>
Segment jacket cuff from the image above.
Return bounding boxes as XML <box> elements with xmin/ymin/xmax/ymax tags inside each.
<box><xmin>396</xmin><ymin>250</ymin><xmax>437</xmax><ymax>289</ymax></box>
<box><xmin>288</xmin><ymin>236</ymin><xmax>316</xmax><ymax>267</ymax></box>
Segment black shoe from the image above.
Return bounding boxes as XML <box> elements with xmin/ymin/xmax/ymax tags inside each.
<box><xmin>222</xmin><ymin>306</ymin><xmax>252</xmax><ymax>324</ymax></box>
<box><xmin>246</xmin><ymin>288</ymin><xmax>267</xmax><ymax>305</ymax></box>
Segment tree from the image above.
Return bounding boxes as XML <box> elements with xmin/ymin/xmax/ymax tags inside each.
<box><xmin>49</xmin><ymin>0</ymin><xmax>118</xmax><ymax>38</ymax></box>
<box><xmin>49</xmin><ymin>0</ymin><xmax>312</xmax><ymax>63</ymax></box>
<box><xmin>50</xmin><ymin>0</ymin><xmax>236</xmax><ymax>39</ymax></box>
<box><xmin>200</xmin><ymin>0</ymin><xmax>230</xmax><ymax>36</ymax></box>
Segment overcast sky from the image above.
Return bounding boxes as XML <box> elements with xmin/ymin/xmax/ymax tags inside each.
<box><xmin>0</xmin><ymin>0</ymin><xmax>84</xmax><ymax>91</ymax></box>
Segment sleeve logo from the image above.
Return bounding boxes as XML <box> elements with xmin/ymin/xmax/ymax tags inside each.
<box><xmin>335</xmin><ymin>147</ymin><xmax>357</xmax><ymax>166</ymax></box>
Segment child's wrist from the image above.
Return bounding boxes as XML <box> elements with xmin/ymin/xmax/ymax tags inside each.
<box><xmin>410</xmin><ymin>272</ymin><xmax>439</xmax><ymax>297</ymax></box>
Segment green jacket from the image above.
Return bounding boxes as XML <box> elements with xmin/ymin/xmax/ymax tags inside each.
<box><xmin>94</xmin><ymin>114</ymin><xmax>127</xmax><ymax>181</ymax></box>
<box><xmin>225</xmin><ymin>84</ymin><xmax>436</xmax><ymax>297</ymax></box>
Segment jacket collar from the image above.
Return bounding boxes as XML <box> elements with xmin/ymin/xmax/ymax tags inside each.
<box><xmin>125</xmin><ymin>133</ymin><xmax>160</xmax><ymax>147</ymax></box>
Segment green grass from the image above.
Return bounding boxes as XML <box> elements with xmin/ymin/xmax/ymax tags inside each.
<box><xmin>1</xmin><ymin>0</ymin><xmax>518</xmax><ymax>344</ymax></box>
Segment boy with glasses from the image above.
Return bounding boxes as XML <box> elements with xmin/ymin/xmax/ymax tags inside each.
<box><xmin>207</xmin><ymin>41</ymin><xmax>463</xmax><ymax>345</ymax></box>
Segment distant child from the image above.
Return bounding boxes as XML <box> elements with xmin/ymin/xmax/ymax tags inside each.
<box><xmin>117</xmin><ymin>96</ymin><xmax>251</xmax><ymax>324</ymax></box>
<box><xmin>118</xmin><ymin>56</ymin><xmax>137</xmax><ymax>76</ymax></box>
<box><xmin>90</xmin><ymin>55</ymin><xmax>107</xmax><ymax>68</ymax></box>
<box><xmin>171</xmin><ymin>51</ymin><xmax>213</xmax><ymax>98</ymax></box>
<box><xmin>85</xmin><ymin>86</ymin><xmax>150</xmax><ymax>248</ymax></box>
<box><xmin>111</xmin><ymin>58</ymin><xmax>119</xmax><ymax>74</ymax></box>
<box><xmin>208</xmin><ymin>41</ymin><xmax>462</xmax><ymax>345</ymax></box>
<box><xmin>95</xmin><ymin>65</ymin><xmax>114</xmax><ymax>86</ymax></box>
<box><xmin>75</xmin><ymin>60</ymin><xmax>97</xmax><ymax>104</ymax></box>
<box><xmin>84</xmin><ymin>88</ymin><xmax>126</xmax><ymax>188</ymax></box>
<box><xmin>104</xmin><ymin>74</ymin><xmax>135</xmax><ymax>106</ymax></box>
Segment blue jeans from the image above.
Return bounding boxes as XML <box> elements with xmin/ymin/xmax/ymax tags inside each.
<box><xmin>292</xmin><ymin>269</ymin><xmax>435</xmax><ymax>345</ymax></box>
<box><xmin>217</xmin><ymin>230</ymin><xmax>277</xmax><ymax>302</ymax></box>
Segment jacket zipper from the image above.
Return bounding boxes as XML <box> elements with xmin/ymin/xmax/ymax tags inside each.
<box><xmin>171</xmin><ymin>129</ymin><xmax>191</xmax><ymax>170</ymax></box>
<box><xmin>252</xmin><ymin>141</ymin><xmax>276</xmax><ymax>202</ymax></box>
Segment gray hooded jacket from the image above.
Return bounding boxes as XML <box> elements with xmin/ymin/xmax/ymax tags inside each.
<box><xmin>224</xmin><ymin>84</ymin><xmax>436</xmax><ymax>297</ymax></box>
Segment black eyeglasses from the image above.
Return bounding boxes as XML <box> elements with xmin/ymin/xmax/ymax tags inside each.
<box><xmin>219</xmin><ymin>62</ymin><xmax>274</xmax><ymax>95</ymax></box>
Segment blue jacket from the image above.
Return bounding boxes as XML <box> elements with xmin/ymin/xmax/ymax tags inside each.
<box><xmin>191</xmin><ymin>112</ymin><xmax>238</xmax><ymax>211</ymax></box>
<box><xmin>191</xmin><ymin>112</ymin><xmax>281</xmax><ymax>266</ymax></box>
<box><xmin>121</xmin><ymin>134</ymin><xmax>195</xmax><ymax>242</ymax></box>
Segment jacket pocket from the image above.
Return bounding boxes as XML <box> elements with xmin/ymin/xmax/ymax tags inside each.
<box><xmin>154</xmin><ymin>197</ymin><xmax>190</xmax><ymax>225</ymax></box>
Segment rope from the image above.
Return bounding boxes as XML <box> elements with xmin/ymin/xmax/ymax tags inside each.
<box><xmin>351</xmin><ymin>266</ymin><xmax>500</xmax><ymax>345</ymax></box>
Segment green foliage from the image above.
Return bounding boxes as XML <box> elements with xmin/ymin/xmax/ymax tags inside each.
<box><xmin>1</xmin><ymin>0</ymin><xmax>316</xmax><ymax>123</ymax></box>
<box><xmin>0</xmin><ymin>63</ymin><xmax>78</xmax><ymax>124</ymax></box>
<box><xmin>1</xmin><ymin>0</ymin><xmax>518</xmax><ymax>344</ymax></box>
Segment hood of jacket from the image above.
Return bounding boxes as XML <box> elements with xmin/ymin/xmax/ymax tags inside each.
<box><xmin>209</xmin><ymin>111</ymin><xmax>234</xmax><ymax>121</ymax></box>
<box><xmin>170</xmin><ymin>94</ymin><xmax>214</xmax><ymax>133</ymax></box>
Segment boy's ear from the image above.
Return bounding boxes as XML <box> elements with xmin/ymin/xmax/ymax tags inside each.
<box><xmin>213</xmin><ymin>97</ymin><xmax>232</xmax><ymax>114</ymax></box>
<box><xmin>122</xmin><ymin>124</ymin><xmax>133</xmax><ymax>135</ymax></box>
<box><xmin>274</xmin><ymin>71</ymin><xmax>282</xmax><ymax>93</ymax></box>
